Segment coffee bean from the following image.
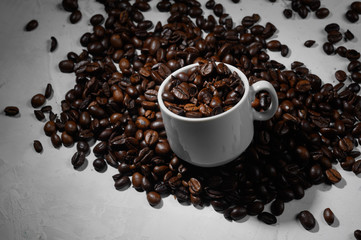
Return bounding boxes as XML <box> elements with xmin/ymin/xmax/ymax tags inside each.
<box><xmin>69</xmin><ymin>10</ymin><xmax>82</xmax><ymax>24</ymax></box>
<box><xmin>297</xmin><ymin>210</ymin><xmax>316</xmax><ymax>230</ymax></box>
<box><xmin>4</xmin><ymin>106</ymin><xmax>19</xmax><ymax>116</ymax></box>
<box><xmin>76</xmin><ymin>141</ymin><xmax>89</xmax><ymax>153</ymax></box>
<box><xmin>327</xmin><ymin>31</ymin><xmax>343</xmax><ymax>44</ymax></box>
<box><xmin>229</xmin><ymin>206</ymin><xmax>247</xmax><ymax>221</ymax></box>
<box><xmin>132</xmin><ymin>172</ymin><xmax>143</xmax><ymax>190</ymax></box>
<box><xmin>33</xmin><ymin>140</ymin><xmax>43</xmax><ymax>153</ymax></box>
<box><xmin>93</xmin><ymin>158</ymin><xmax>106</xmax><ymax>172</ymax></box>
<box><xmin>346</xmin><ymin>9</ymin><xmax>359</xmax><ymax>23</ymax></box>
<box><xmin>315</xmin><ymin>8</ymin><xmax>329</xmax><ymax>19</ymax></box>
<box><xmin>351</xmin><ymin>2</ymin><xmax>361</xmax><ymax>14</ymax></box>
<box><xmin>58</xmin><ymin>60</ymin><xmax>74</xmax><ymax>73</ymax></box>
<box><xmin>355</xmin><ymin>229</ymin><xmax>361</xmax><ymax>240</ymax></box>
<box><xmin>335</xmin><ymin>70</ymin><xmax>347</xmax><ymax>82</ymax></box>
<box><xmin>146</xmin><ymin>191</ymin><xmax>161</xmax><ymax>206</ymax></box>
<box><xmin>51</xmin><ymin>133</ymin><xmax>62</xmax><ymax>148</ymax></box>
<box><xmin>270</xmin><ymin>199</ymin><xmax>284</xmax><ymax>216</ymax></box>
<box><xmin>90</xmin><ymin>14</ymin><xmax>104</xmax><ymax>26</ymax></box>
<box><xmin>31</xmin><ymin>94</ymin><xmax>46</xmax><ymax>108</ymax></box>
<box><xmin>247</xmin><ymin>201</ymin><xmax>264</xmax><ymax>216</ymax></box>
<box><xmin>62</xmin><ymin>0</ymin><xmax>78</xmax><ymax>12</ymax></box>
<box><xmin>283</xmin><ymin>9</ymin><xmax>293</xmax><ymax>18</ymax></box>
<box><xmin>114</xmin><ymin>176</ymin><xmax>131</xmax><ymax>190</ymax></box>
<box><xmin>44</xmin><ymin>83</ymin><xmax>53</xmax><ymax>99</ymax></box>
<box><xmin>304</xmin><ymin>40</ymin><xmax>315</xmax><ymax>48</ymax></box>
<box><xmin>323</xmin><ymin>42</ymin><xmax>334</xmax><ymax>55</ymax></box>
<box><xmin>257</xmin><ymin>212</ymin><xmax>277</xmax><ymax>225</ymax></box>
<box><xmin>71</xmin><ymin>151</ymin><xmax>86</xmax><ymax>169</ymax></box>
<box><xmin>25</xmin><ymin>20</ymin><xmax>38</xmax><ymax>31</ymax></box>
<box><xmin>325</xmin><ymin>168</ymin><xmax>342</xmax><ymax>183</ymax></box>
<box><xmin>345</xmin><ymin>29</ymin><xmax>355</xmax><ymax>41</ymax></box>
<box><xmin>61</xmin><ymin>131</ymin><xmax>74</xmax><ymax>147</ymax></box>
<box><xmin>323</xmin><ymin>208</ymin><xmax>335</xmax><ymax>225</ymax></box>
<box><xmin>353</xmin><ymin>160</ymin><xmax>361</xmax><ymax>175</ymax></box>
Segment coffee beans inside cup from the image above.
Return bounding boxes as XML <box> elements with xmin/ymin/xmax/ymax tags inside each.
<box><xmin>162</xmin><ymin>61</ymin><xmax>245</xmax><ymax>118</ymax></box>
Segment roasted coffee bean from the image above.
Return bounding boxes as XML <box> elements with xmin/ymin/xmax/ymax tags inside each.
<box><xmin>257</xmin><ymin>212</ymin><xmax>277</xmax><ymax>225</ymax></box>
<box><xmin>351</xmin><ymin>2</ymin><xmax>361</xmax><ymax>14</ymax></box>
<box><xmin>247</xmin><ymin>201</ymin><xmax>264</xmax><ymax>216</ymax></box>
<box><xmin>93</xmin><ymin>158</ymin><xmax>106</xmax><ymax>172</ymax></box>
<box><xmin>325</xmin><ymin>168</ymin><xmax>342</xmax><ymax>183</ymax></box>
<box><xmin>33</xmin><ymin>140</ymin><xmax>43</xmax><ymax>153</ymax></box>
<box><xmin>323</xmin><ymin>42</ymin><xmax>334</xmax><ymax>55</ymax></box>
<box><xmin>315</xmin><ymin>8</ymin><xmax>329</xmax><ymax>19</ymax></box>
<box><xmin>345</xmin><ymin>29</ymin><xmax>355</xmax><ymax>41</ymax></box>
<box><xmin>31</xmin><ymin>94</ymin><xmax>46</xmax><ymax>108</ymax></box>
<box><xmin>62</xmin><ymin>0</ymin><xmax>78</xmax><ymax>12</ymax></box>
<box><xmin>297</xmin><ymin>210</ymin><xmax>316</xmax><ymax>230</ymax></box>
<box><xmin>49</xmin><ymin>36</ymin><xmax>58</xmax><ymax>52</ymax></box>
<box><xmin>283</xmin><ymin>9</ymin><xmax>293</xmax><ymax>18</ymax></box>
<box><xmin>355</xmin><ymin>229</ymin><xmax>361</xmax><ymax>240</ymax></box>
<box><xmin>323</xmin><ymin>208</ymin><xmax>335</xmax><ymax>225</ymax></box>
<box><xmin>146</xmin><ymin>191</ymin><xmax>161</xmax><ymax>206</ymax></box>
<box><xmin>76</xmin><ymin>141</ymin><xmax>89</xmax><ymax>153</ymax></box>
<box><xmin>335</xmin><ymin>70</ymin><xmax>347</xmax><ymax>82</ymax></box>
<box><xmin>25</xmin><ymin>20</ymin><xmax>38</xmax><ymax>31</ymax></box>
<box><xmin>353</xmin><ymin>160</ymin><xmax>361</xmax><ymax>175</ymax></box>
<box><xmin>58</xmin><ymin>60</ymin><xmax>74</xmax><ymax>73</ymax></box>
<box><xmin>114</xmin><ymin>176</ymin><xmax>131</xmax><ymax>190</ymax></box>
<box><xmin>304</xmin><ymin>40</ymin><xmax>315</xmax><ymax>48</ymax></box>
<box><xmin>71</xmin><ymin>151</ymin><xmax>86</xmax><ymax>169</ymax></box>
<box><xmin>270</xmin><ymin>199</ymin><xmax>284</xmax><ymax>216</ymax></box>
<box><xmin>34</xmin><ymin>110</ymin><xmax>45</xmax><ymax>121</ymax></box>
<box><xmin>4</xmin><ymin>106</ymin><xmax>19</xmax><ymax>116</ymax></box>
<box><xmin>61</xmin><ymin>131</ymin><xmax>74</xmax><ymax>147</ymax></box>
<box><xmin>90</xmin><ymin>14</ymin><xmax>104</xmax><ymax>26</ymax></box>
<box><xmin>43</xmin><ymin>121</ymin><xmax>56</xmax><ymax>136</ymax></box>
<box><xmin>44</xmin><ymin>83</ymin><xmax>53</xmax><ymax>99</ymax></box>
<box><xmin>132</xmin><ymin>172</ymin><xmax>143</xmax><ymax>190</ymax></box>
<box><xmin>346</xmin><ymin>9</ymin><xmax>359</xmax><ymax>23</ymax></box>
<box><xmin>69</xmin><ymin>10</ymin><xmax>82</xmax><ymax>24</ymax></box>
<box><xmin>51</xmin><ymin>133</ymin><xmax>62</xmax><ymax>148</ymax></box>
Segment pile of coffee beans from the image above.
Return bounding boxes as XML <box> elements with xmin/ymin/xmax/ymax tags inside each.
<box><xmin>21</xmin><ymin>0</ymin><xmax>361</xmax><ymax>236</ymax></box>
<box><xmin>162</xmin><ymin>61</ymin><xmax>245</xmax><ymax>117</ymax></box>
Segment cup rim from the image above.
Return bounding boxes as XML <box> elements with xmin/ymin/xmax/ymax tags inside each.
<box><xmin>157</xmin><ymin>62</ymin><xmax>251</xmax><ymax>122</ymax></box>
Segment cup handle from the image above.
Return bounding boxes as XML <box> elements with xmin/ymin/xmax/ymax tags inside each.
<box><xmin>250</xmin><ymin>80</ymin><xmax>279</xmax><ymax>121</ymax></box>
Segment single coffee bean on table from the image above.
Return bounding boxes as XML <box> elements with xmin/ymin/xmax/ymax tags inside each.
<box><xmin>323</xmin><ymin>208</ymin><xmax>335</xmax><ymax>225</ymax></box>
<box><xmin>297</xmin><ymin>210</ymin><xmax>316</xmax><ymax>230</ymax></box>
<box><xmin>31</xmin><ymin>93</ymin><xmax>46</xmax><ymax>108</ymax></box>
<box><xmin>355</xmin><ymin>229</ymin><xmax>361</xmax><ymax>240</ymax></box>
<box><xmin>33</xmin><ymin>140</ymin><xmax>43</xmax><ymax>153</ymax></box>
<box><xmin>304</xmin><ymin>40</ymin><xmax>315</xmax><ymax>48</ymax></box>
<box><xmin>25</xmin><ymin>19</ymin><xmax>38</xmax><ymax>31</ymax></box>
<box><xmin>50</xmin><ymin>36</ymin><xmax>58</xmax><ymax>52</ymax></box>
<box><xmin>4</xmin><ymin>106</ymin><xmax>19</xmax><ymax>116</ymax></box>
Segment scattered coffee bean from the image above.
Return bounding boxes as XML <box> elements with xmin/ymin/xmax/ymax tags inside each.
<box><xmin>316</xmin><ymin>8</ymin><xmax>330</xmax><ymax>19</ymax></box>
<box><xmin>323</xmin><ymin>42</ymin><xmax>334</xmax><ymax>55</ymax></box>
<box><xmin>50</xmin><ymin>36</ymin><xmax>58</xmax><ymax>52</ymax></box>
<box><xmin>4</xmin><ymin>106</ymin><xmax>19</xmax><ymax>116</ymax></box>
<box><xmin>304</xmin><ymin>40</ymin><xmax>315</xmax><ymax>48</ymax></box>
<box><xmin>146</xmin><ymin>191</ymin><xmax>161</xmax><ymax>206</ymax></box>
<box><xmin>93</xmin><ymin>158</ymin><xmax>106</xmax><ymax>172</ymax></box>
<box><xmin>34</xmin><ymin>110</ymin><xmax>45</xmax><ymax>121</ymax></box>
<box><xmin>351</xmin><ymin>2</ymin><xmax>361</xmax><ymax>14</ymax></box>
<box><xmin>335</xmin><ymin>70</ymin><xmax>347</xmax><ymax>82</ymax></box>
<box><xmin>283</xmin><ymin>9</ymin><xmax>293</xmax><ymax>19</ymax></box>
<box><xmin>51</xmin><ymin>133</ymin><xmax>62</xmax><ymax>148</ymax></box>
<box><xmin>31</xmin><ymin>94</ymin><xmax>46</xmax><ymax>108</ymax></box>
<box><xmin>62</xmin><ymin>0</ymin><xmax>78</xmax><ymax>12</ymax></box>
<box><xmin>346</xmin><ymin>10</ymin><xmax>359</xmax><ymax>23</ymax></box>
<box><xmin>69</xmin><ymin>10</ymin><xmax>82</xmax><ymax>24</ymax></box>
<box><xmin>345</xmin><ymin>29</ymin><xmax>355</xmax><ymax>41</ymax></box>
<box><xmin>355</xmin><ymin>229</ymin><xmax>361</xmax><ymax>240</ymax></box>
<box><xmin>33</xmin><ymin>140</ymin><xmax>43</xmax><ymax>153</ymax></box>
<box><xmin>25</xmin><ymin>20</ymin><xmax>38</xmax><ymax>31</ymax></box>
<box><xmin>257</xmin><ymin>212</ymin><xmax>277</xmax><ymax>225</ymax></box>
<box><xmin>45</xmin><ymin>83</ymin><xmax>53</xmax><ymax>99</ymax></box>
<box><xmin>323</xmin><ymin>208</ymin><xmax>335</xmax><ymax>225</ymax></box>
<box><xmin>353</xmin><ymin>160</ymin><xmax>361</xmax><ymax>175</ymax></box>
<box><xmin>297</xmin><ymin>210</ymin><xmax>316</xmax><ymax>230</ymax></box>
<box><xmin>325</xmin><ymin>168</ymin><xmax>342</xmax><ymax>183</ymax></box>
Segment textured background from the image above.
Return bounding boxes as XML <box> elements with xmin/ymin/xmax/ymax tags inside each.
<box><xmin>0</xmin><ymin>0</ymin><xmax>360</xmax><ymax>239</ymax></box>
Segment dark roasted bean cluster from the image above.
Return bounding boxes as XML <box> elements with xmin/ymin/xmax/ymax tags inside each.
<box><xmin>162</xmin><ymin>61</ymin><xmax>245</xmax><ymax>118</ymax></box>
<box><xmin>24</xmin><ymin>0</ymin><xmax>361</xmax><ymax>233</ymax></box>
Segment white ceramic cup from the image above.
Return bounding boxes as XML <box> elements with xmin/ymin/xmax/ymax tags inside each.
<box><xmin>157</xmin><ymin>62</ymin><xmax>278</xmax><ymax>167</ymax></box>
